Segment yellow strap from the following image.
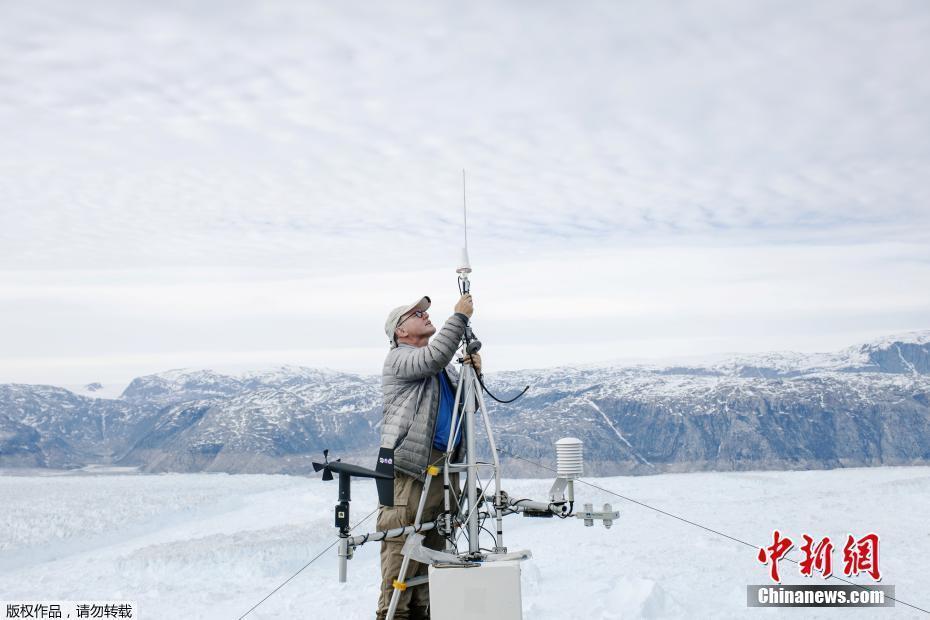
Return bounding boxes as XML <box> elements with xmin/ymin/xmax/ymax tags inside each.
<box><xmin>426</xmin><ymin>465</ymin><xmax>440</xmax><ymax>476</ymax></box>
<box><xmin>393</xmin><ymin>580</ymin><xmax>407</xmax><ymax>591</ymax></box>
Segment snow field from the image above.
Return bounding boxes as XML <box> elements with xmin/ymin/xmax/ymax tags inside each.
<box><xmin>1</xmin><ymin>467</ymin><xmax>928</xmax><ymax>619</ymax></box>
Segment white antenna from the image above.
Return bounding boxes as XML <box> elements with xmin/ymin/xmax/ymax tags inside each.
<box><xmin>463</xmin><ymin>169</ymin><xmax>468</xmax><ymax>250</ymax></box>
<box><xmin>456</xmin><ymin>169</ymin><xmax>472</xmax><ymax>276</ymax></box>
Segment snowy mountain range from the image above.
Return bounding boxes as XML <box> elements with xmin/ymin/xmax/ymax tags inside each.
<box><xmin>1</xmin><ymin>332</ymin><xmax>928</xmax><ymax>475</ymax></box>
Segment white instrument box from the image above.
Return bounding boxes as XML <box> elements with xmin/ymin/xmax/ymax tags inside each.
<box><xmin>428</xmin><ymin>560</ymin><xmax>523</xmax><ymax>619</ymax></box>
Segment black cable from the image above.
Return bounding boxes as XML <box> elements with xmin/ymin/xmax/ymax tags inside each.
<box><xmin>453</xmin><ymin>307</ymin><xmax>528</xmax><ymax>404</ymax></box>
<box><xmin>480</xmin><ymin>524</ymin><xmax>497</xmax><ymax>548</ymax></box>
<box><xmin>429</xmin><ymin>452</ymin><xmax>464</xmax><ymax>551</ymax></box>
<box><xmin>497</xmin><ymin>447</ymin><xmax>930</xmax><ymax>616</ymax></box>
<box><xmin>238</xmin><ymin>506</ymin><xmax>378</xmax><ymax>619</ymax></box>
<box><xmin>475</xmin><ymin>371</ymin><xmax>529</xmax><ymax>404</ymax></box>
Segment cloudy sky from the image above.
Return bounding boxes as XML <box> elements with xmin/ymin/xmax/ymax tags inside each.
<box><xmin>1</xmin><ymin>0</ymin><xmax>928</xmax><ymax>389</ymax></box>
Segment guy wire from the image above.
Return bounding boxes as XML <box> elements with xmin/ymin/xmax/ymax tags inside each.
<box><xmin>238</xmin><ymin>507</ymin><xmax>378</xmax><ymax>619</ymax></box>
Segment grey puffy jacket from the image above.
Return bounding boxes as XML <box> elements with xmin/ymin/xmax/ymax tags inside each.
<box><xmin>380</xmin><ymin>313</ymin><xmax>468</xmax><ymax>479</ymax></box>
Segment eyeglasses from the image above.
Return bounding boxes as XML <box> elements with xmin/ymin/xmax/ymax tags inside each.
<box><xmin>397</xmin><ymin>310</ymin><xmax>426</xmax><ymax>328</ymax></box>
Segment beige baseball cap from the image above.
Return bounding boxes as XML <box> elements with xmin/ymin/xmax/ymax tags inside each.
<box><xmin>384</xmin><ymin>296</ymin><xmax>431</xmax><ymax>347</ymax></box>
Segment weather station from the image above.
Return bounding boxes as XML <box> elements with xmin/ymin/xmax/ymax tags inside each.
<box><xmin>313</xmin><ymin>173</ymin><xmax>620</xmax><ymax>619</ymax></box>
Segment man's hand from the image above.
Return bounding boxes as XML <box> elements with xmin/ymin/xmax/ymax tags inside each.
<box><xmin>463</xmin><ymin>352</ymin><xmax>482</xmax><ymax>375</ymax></box>
<box><xmin>454</xmin><ymin>293</ymin><xmax>474</xmax><ymax>318</ymax></box>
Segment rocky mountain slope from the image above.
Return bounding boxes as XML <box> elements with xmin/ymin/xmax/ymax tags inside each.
<box><xmin>0</xmin><ymin>385</ymin><xmax>161</xmax><ymax>468</ymax></box>
<box><xmin>1</xmin><ymin>333</ymin><xmax>928</xmax><ymax>475</ymax></box>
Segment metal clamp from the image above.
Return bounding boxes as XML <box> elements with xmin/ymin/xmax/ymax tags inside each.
<box><xmin>575</xmin><ymin>503</ymin><xmax>619</xmax><ymax>528</ymax></box>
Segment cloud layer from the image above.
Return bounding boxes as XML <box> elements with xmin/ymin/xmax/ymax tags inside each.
<box><xmin>1</xmin><ymin>0</ymin><xmax>928</xmax><ymax>385</ymax></box>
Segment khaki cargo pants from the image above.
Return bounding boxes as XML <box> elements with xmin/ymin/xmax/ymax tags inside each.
<box><xmin>375</xmin><ymin>448</ymin><xmax>459</xmax><ymax>620</ymax></box>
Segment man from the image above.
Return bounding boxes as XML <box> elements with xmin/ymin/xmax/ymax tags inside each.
<box><xmin>376</xmin><ymin>293</ymin><xmax>481</xmax><ymax>620</ymax></box>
